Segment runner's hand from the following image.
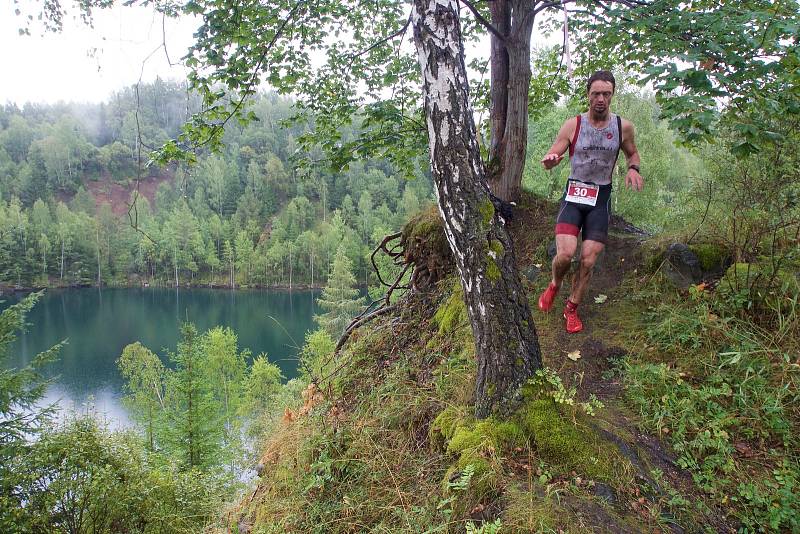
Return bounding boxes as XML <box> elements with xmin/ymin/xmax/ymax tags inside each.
<box><xmin>541</xmin><ymin>153</ymin><xmax>563</xmax><ymax>170</ymax></box>
<box><xmin>625</xmin><ymin>168</ymin><xmax>643</xmax><ymax>191</ymax></box>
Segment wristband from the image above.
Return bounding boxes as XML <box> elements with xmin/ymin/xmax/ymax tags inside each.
<box><xmin>628</xmin><ymin>165</ymin><xmax>640</xmax><ymax>172</ymax></box>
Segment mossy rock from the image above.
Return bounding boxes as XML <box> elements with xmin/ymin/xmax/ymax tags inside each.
<box><xmin>430</xmin><ymin>405</ymin><xmax>472</xmax><ymax>444</ymax></box>
<box><xmin>514</xmin><ymin>395</ymin><xmax>623</xmax><ymax>483</ymax></box>
<box><xmin>433</xmin><ymin>282</ymin><xmax>467</xmax><ymax>335</ymax></box>
<box><xmin>442</xmin><ymin>456</ymin><xmax>498</xmax><ymax>500</ymax></box>
<box><xmin>432</xmin><ymin>407</ymin><xmax>527</xmax><ymax>500</ymax></box>
<box><xmin>447</xmin><ymin>420</ymin><xmax>526</xmax><ymax>456</ymax></box>
<box><xmin>688</xmin><ymin>242</ymin><xmax>730</xmax><ymax>273</ymax></box>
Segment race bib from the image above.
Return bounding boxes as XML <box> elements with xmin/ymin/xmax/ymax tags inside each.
<box><xmin>564</xmin><ymin>180</ymin><xmax>599</xmax><ymax>206</ymax></box>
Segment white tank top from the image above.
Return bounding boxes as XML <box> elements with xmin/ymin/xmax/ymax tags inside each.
<box><xmin>568</xmin><ymin>112</ymin><xmax>621</xmax><ymax>186</ymax></box>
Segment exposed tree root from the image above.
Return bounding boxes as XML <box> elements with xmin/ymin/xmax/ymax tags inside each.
<box><xmin>334</xmin><ymin>232</ymin><xmax>413</xmax><ymax>356</ymax></box>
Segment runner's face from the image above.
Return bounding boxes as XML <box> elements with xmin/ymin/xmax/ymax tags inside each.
<box><xmin>588</xmin><ymin>81</ymin><xmax>614</xmax><ymax>117</ymax></box>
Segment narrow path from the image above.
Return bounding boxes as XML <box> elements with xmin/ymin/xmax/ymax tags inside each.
<box><xmin>512</xmin><ymin>204</ymin><xmax>735</xmax><ymax>532</ymax></box>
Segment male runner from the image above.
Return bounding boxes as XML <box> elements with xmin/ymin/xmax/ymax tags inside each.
<box><xmin>538</xmin><ymin>70</ymin><xmax>643</xmax><ymax>333</ymax></box>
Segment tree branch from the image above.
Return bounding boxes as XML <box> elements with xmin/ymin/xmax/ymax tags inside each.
<box><xmin>334</xmin><ymin>303</ymin><xmax>398</xmax><ymax>353</ymax></box>
<box><xmin>533</xmin><ymin>0</ymin><xmax>648</xmax><ymax>17</ymax></box>
<box><xmin>370</xmin><ymin>232</ymin><xmax>404</xmax><ymax>287</ymax></box>
<box><xmin>459</xmin><ymin>0</ymin><xmax>506</xmax><ymax>42</ymax></box>
<box><xmin>351</xmin><ymin>15</ymin><xmax>411</xmax><ymax>59</ymax></box>
<box><xmin>189</xmin><ymin>1</ymin><xmax>305</xmax><ymax>150</ymax></box>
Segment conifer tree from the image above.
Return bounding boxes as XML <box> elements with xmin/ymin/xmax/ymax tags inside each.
<box><xmin>0</xmin><ymin>293</ymin><xmax>60</xmax><ymax>528</ymax></box>
<box><xmin>164</xmin><ymin>323</ymin><xmax>221</xmax><ymax>469</ymax></box>
<box><xmin>314</xmin><ymin>245</ymin><xmax>365</xmax><ymax>337</ymax></box>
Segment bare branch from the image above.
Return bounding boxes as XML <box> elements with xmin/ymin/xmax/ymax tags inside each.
<box><xmin>351</xmin><ymin>15</ymin><xmax>411</xmax><ymax>59</ymax></box>
<box><xmin>534</xmin><ymin>0</ymin><xmax>648</xmax><ymax>17</ymax></box>
<box><xmin>370</xmin><ymin>232</ymin><xmax>404</xmax><ymax>287</ymax></box>
<box><xmin>459</xmin><ymin>0</ymin><xmax>506</xmax><ymax>42</ymax></box>
<box><xmin>334</xmin><ymin>302</ymin><xmax>399</xmax><ymax>354</ymax></box>
<box><xmin>533</xmin><ymin>0</ymin><xmax>576</xmax><ymax>17</ymax></box>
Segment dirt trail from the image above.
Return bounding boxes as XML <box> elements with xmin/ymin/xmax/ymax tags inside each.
<box><xmin>508</xmin><ymin>195</ymin><xmax>735</xmax><ymax>532</ymax></box>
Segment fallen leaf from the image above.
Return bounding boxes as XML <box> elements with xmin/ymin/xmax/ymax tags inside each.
<box><xmin>534</xmin><ymin>263</ymin><xmax>542</xmax><ymax>268</ymax></box>
<box><xmin>567</xmin><ymin>350</ymin><xmax>581</xmax><ymax>361</ymax></box>
<box><xmin>594</xmin><ymin>294</ymin><xmax>608</xmax><ymax>304</ymax></box>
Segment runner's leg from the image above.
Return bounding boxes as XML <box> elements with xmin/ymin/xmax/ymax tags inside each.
<box><xmin>568</xmin><ymin>239</ymin><xmax>605</xmax><ymax>304</ymax></box>
<box><xmin>552</xmin><ymin>234</ymin><xmax>578</xmax><ymax>287</ymax></box>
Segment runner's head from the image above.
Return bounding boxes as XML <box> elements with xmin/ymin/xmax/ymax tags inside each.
<box><xmin>587</xmin><ymin>70</ymin><xmax>615</xmax><ymax>118</ymax></box>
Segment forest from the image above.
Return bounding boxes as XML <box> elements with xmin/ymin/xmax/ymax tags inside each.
<box><xmin>0</xmin><ymin>82</ymin><xmax>430</xmax><ymax>290</ymax></box>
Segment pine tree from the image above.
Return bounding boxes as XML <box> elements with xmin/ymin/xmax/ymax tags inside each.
<box><xmin>163</xmin><ymin>323</ymin><xmax>221</xmax><ymax>469</ymax></box>
<box><xmin>314</xmin><ymin>245</ymin><xmax>366</xmax><ymax>337</ymax></box>
<box><xmin>0</xmin><ymin>293</ymin><xmax>61</xmax><ymax>529</ymax></box>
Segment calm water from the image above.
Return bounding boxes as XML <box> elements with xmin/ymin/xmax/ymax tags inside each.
<box><xmin>1</xmin><ymin>288</ymin><xmax>320</xmax><ymax>427</ymax></box>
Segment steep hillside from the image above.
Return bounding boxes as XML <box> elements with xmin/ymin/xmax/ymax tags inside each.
<box><xmin>82</xmin><ymin>170</ymin><xmax>174</xmax><ymax>216</ymax></box>
<box><xmin>231</xmin><ymin>192</ymin><xmax>797</xmax><ymax>533</ymax></box>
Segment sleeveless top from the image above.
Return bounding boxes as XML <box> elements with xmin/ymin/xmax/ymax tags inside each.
<box><xmin>568</xmin><ymin>112</ymin><xmax>622</xmax><ymax>186</ymax></box>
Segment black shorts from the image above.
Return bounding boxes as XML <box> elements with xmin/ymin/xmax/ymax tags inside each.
<box><xmin>555</xmin><ymin>183</ymin><xmax>612</xmax><ymax>244</ymax></box>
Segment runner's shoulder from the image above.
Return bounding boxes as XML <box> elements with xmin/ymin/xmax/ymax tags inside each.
<box><xmin>619</xmin><ymin>116</ymin><xmax>635</xmax><ymax>134</ymax></box>
<box><xmin>560</xmin><ymin>115</ymin><xmax>580</xmax><ymax>139</ymax></box>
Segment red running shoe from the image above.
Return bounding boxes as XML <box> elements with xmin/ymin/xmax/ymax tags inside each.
<box><xmin>563</xmin><ymin>301</ymin><xmax>583</xmax><ymax>333</ymax></box>
<box><xmin>538</xmin><ymin>282</ymin><xmax>560</xmax><ymax>312</ymax></box>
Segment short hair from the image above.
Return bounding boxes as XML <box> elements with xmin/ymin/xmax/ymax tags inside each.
<box><xmin>587</xmin><ymin>70</ymin><xmax>616</xmax><ymax>93</ymax></box>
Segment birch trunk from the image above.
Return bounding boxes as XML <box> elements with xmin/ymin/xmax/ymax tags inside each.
<box><xmin>411</xmin><ymin>0</ymin><xmax>542</xmax><ymax>418</ymax></box>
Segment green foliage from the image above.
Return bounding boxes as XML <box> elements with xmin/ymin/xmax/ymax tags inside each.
<box><xmin>118</xmin><ymin>341</ymin><xmax>166</xmax><ymax>450</ymax></box>
<box><xmin>527</xmin><ymin>368</ymin><xmax>605</xmax><ymax>417</ymax></box>
<box><xmin>0</xmin><ymin>292</ymin><xmax>61</xmax><ymax>529</ymax></box>
<box><xmin>171</xmin><ymin>0</ymin><xmax>426</xmax><ymax>177</ymax></box>
<box><xmin>298</xmin><ymin>328</ymin><xmax>336</xmax><ymax>382</ymax></box>
<box><xmin>1</xmin><ymin>298</ymin><xmax>232</xmax><ymax>532</ymax></box>
<box><xmin>240</xmin><ymin>354</ymin><xmax>284</xmax><ymax>440</ymax></box>
<box><xmin>314</xmin><ymin>245</ymin><xmax>366</xmax><ymax>337</ymax></box>
<box><xmin>618</xmin><ymin>278</ymin><xmax>800</xmax><ymax>531</ymax></box>
<box><xmin>8</xmin><ymin>416</ymin><xmax>229</xmax><ymax>534</ymax></box>
<box><xmin>580</xmin><ymin>0</ymin><xmax>800</xmax><ymax>153</ymax></box>
<box><xmin>715</xmin><ymin>262</ymin><xmax>800</xmax><ymax>319</ymax></box>
<box><xmin>0</xmin><ymin>89</ymin><xmax>433</xmax><ymax>290</ymax></box>
<box><xmin>242</xmin><ymin>354</ymin><xmax>283</xmax><ymax>416</ymax></box>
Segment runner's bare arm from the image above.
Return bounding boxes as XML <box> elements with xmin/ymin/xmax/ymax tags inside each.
<box><xmin>541</xmin><ymin>117</ymin><xmax>577</xmax><ymax>170</ymax></box>
<box><xmin>621</xmin><ymin>119</ymin><xmax>643</xmax><ymax>191</ymax></box>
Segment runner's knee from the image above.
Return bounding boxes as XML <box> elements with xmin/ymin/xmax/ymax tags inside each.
<box><xmin>580</xmin><ymin>254</ymin><xmax>598</xmax><ymax>271</ymax></box>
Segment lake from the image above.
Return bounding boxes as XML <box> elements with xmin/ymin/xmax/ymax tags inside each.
<box><xmin>1</xmin><ymin>287</ymin><xmax>320</xmax><ymax>427</ymax></box>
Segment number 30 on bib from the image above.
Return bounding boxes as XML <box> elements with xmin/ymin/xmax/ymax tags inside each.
<box><xmin>565</xmin><ymin>180</ymin><xmax>599</xmax><ymax>206</ymax></box>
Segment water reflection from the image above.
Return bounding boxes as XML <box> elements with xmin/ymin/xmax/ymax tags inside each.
<box><xmin>2</xmin><ymin>287</ymin><xmax>320</xmax><ymax>426</ymax></box>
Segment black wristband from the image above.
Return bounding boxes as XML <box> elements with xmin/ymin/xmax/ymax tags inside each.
<box><xmin>628</xmin><ymin>165</ymin><xmax>640</xmax><ymax>172</ymax></box>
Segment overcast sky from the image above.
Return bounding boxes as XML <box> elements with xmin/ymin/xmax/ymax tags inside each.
<box><xmin>0</xmin><ymin>3</ymin><xmax>197</xmax><ymax>105</ymax></box>
<box><xmin>1</xmin><ymin>4</ymin><xmax>564</xmax><ymax>107</ymax></box>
